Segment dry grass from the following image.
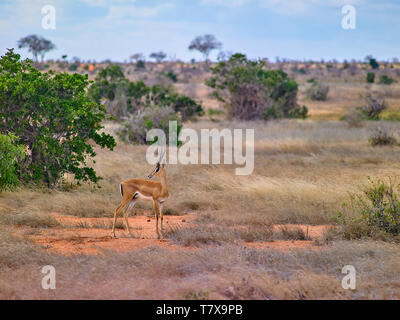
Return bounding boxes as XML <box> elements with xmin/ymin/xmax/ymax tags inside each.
<box><xmin>1</xmin><ymin>64</ymin><xmax>400</xmax><ymax>299</ymax></box>
<box><xmin>0</xmin><ymin>240</ymin><xmax>399</xmax><ymax>299</ymax></box>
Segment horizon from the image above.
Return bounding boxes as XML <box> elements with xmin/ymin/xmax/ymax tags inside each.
<box><xmin>0</xmin><ymin>0</ymin><xmax>399</xmax><ymax>63</ymax></box>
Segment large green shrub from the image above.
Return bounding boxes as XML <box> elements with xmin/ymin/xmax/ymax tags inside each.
<box><xmin>0</xmin><ymin>49</ymin><xmax>116</xmax><ymax>187</ymax></box>
<box><xmin>206</xmin><ymin>53</ymin><xmax>307</xmax><ymax>120</ymax></box>
<box><xmin>0</xmin><ymin>133</ymin><xmax>26</xmax><ymax>191</ymax></box>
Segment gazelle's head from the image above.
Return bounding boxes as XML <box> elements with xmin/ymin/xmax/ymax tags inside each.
<box><xmin>147</xmin><ymin>162</ymin><xmax>166</xmax><ymax>179</ymax></box>
<box><xmin>147</xmin><ymin>150</ymin><xmax>166</xmax><ymax>179</ymax></box>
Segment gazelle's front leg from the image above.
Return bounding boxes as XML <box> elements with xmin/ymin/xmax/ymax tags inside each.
<box><xmin>153</xmin><ymin>199</ymin><xmax>160</xmax><ymax>239</ymax></box>
<box><xmin>159</xmin><ymin>201</ymin><xmax>164</xmax><ymax>233</ymax></box>
<box><xmin>123</xmin><ymin>201</ymin><xmax>135</xmax><ymax>237</ymax></box>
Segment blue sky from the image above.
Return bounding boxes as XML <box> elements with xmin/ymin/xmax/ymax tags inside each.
<box><xmin>0</xmin><ymin>0</ymin><xmax>399</xmax><ymax>62</ymax></box>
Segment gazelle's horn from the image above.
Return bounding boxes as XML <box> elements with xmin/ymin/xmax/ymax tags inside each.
<box><xmin>158</xmin><ymin>149</ymin><xmax>166</xmax><ymax>164</ymax></box>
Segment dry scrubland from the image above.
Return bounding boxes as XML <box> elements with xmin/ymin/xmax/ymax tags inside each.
<box><xmin>1</xmin><ymin>62</ymin><xmax>400</xmax><ymax>299</ymax></box>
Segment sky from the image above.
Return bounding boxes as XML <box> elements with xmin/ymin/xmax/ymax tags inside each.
<box><xmin>0</xmin><ymin>0</ymin><xmax>399</xmax><ymax>62</ymax></box>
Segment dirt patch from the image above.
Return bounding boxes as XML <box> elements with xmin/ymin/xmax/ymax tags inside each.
<box><xmin>18</xmin><ymin>213</ymin><xmax>194</xmax><ymax>256</ymax></box>
<box><xmin>14</xmin><ymin>212</ymin><xmax>330</xmax><ymax>255</ymax></box>
<box><xmin>272</xmin><ymin>224</ymin><xmax>328</xmax><ymax>239</ymax></box>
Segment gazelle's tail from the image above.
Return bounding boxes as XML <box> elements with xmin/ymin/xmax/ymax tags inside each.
<box><xmin>119</xmin><ymin>184</ymin><xmax>124</xmax><ymax>197</ymax></box>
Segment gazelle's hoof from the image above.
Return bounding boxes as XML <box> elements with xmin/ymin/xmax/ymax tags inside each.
<box><xmin>111</xmin><ymin>232</ymin><xmax>117</xmax><ymax>239</ymax></box>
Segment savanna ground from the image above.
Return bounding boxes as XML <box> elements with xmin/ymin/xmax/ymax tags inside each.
<box><xmin>1</xmin><ymin>61</ymin><xmax>400</xmax><ymax>299</ymax></box>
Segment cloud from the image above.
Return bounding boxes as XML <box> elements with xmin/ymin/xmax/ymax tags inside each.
<box><xmin>201</xmin><ymin>0</ymin><xmax>248</xmax><ymax>8</ymax></box>
<box><xmin>80</xmin><ymin>0</ymin><xmax>107</xmax><ymax>7</ymax></box>
<box><xmin>105</xmin><ymin>3</ymin><xmax>174</xmax><ymax>20</ymax></box>
<box><xmin>80</xmin><ymin>0</ymin><xmax>137</xmax><ymax>7</ymax></box>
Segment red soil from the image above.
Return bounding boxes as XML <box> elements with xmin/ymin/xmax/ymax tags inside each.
<box><xmin>14</xmin><ymin>212</ymin><xmax>330</xmax><ymax>255</ymax></box>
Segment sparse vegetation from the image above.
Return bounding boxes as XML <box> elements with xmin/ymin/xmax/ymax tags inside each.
<box><xmin>305</xmin><ymin>82</ymin><xmax>330</xmax><ymax>101</ymax></box>
<box><xmin>368</xmin><ymin>126</ymin><xmax>397</xmax><ymax>146</ymax></box>
<box><xmin>359</xmin><ymin>93</ymin><xmax>388</xmax><ymax>120</ymax></box>
<box><xmin>337</xmin><ymin>177</ymin><xmax>400</xmax><ymax>241</ymax></box>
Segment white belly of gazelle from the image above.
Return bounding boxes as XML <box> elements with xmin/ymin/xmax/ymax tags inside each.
<box><xmin>135</xmin><ymin>192</ymin><xmax>153</xmax><ymax>201</ymax></box>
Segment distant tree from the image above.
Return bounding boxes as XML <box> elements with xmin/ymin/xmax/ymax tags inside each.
<box><xmin>365</xmin><ymin>55</ymin><xmax>379</xmax><ymax>70</ymax></box>
<box><xmin>130</xmin><ymin>53</ymin><xmax>144</xmax><ymax>63</ymax></box>
<box><xmin>188</xmin><ymin>34</ymin><xmax>222</xmax><ymax>62</ymax></box>
<box><xmin>150</xmin><ymin>51</ymin><xmax>167</xmax><ymax>63</ymax></box>
<box><xmin>17</xmin><ymin>35</ymin><xmax>55</xmax><ymax>62</ymax></box>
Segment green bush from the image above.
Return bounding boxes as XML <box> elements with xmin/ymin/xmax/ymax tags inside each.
<box><xmin>165</xmin><ymin>71</ymin><xmax>178</xmax><ymax>82</ymax></box>
<box><xmin>366</xmin><ymin>72</ymin><xmax>375</xmax><ymax>83</ymax></box>
<box><xmin>338</xmin><ymin>177</ymin><xmax>400</xmax><ymax>239</ymax></box>
<box><xmin>206</xmin><ymin>53</ymin><xmax>307</xmax><ymax>120</ymax></box>
<box><xmin>0</xmin><ymin>133</ymin><xmax>26</xmax><ymax>191</ymax></box>
<box><xmin>379</xmin><ymin>75</ymin><xmax>395</xmax><ymax>85</ymax></box>
<box><xmin>0</xmin><ymin>49</ymin><xmax>116</xmax><ymax>187</ymax></box>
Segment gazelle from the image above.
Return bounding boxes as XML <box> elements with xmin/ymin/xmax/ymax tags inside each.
<box><xmin>111</xmin><ymin>151</ymin><xmax>169</xmax><ymax>239</ymax></box>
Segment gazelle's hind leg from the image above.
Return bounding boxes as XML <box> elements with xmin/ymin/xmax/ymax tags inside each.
<box><xmin>111</xmin><ymin>198</ymin><xmax>131</xmax><ymax>238</ymax></box>
<box><xmin>152</xmin><ymin>199</ymin><xmax>160</xmax><ymax>239</ymax></box>
<box><xmin>123</xmin><ymin>199</ymin><xmax>136</xmax><ymax>236</ymax></box>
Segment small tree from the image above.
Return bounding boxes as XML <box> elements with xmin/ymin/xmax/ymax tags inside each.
<box><xmin>366</xmin><ymin>72</ymin><xmax>375</xmax><ymax>83</ymax></box>
<box><xmin>17</xmin><ymin>35</ymin><xmax>55</xmax><ymax>62</ymax></box>
<box><xmin>129</xmin><ymin>53</ymin><xmax>144</xmax><ymax>63</ymax></box>
<box><xmin>0</xmin><ymin>49</ymin><xmax>116</xmax><ymax>187</ymax></box>
<box><xmin>366</xmin><ymin>55</ymin><xmax>379</xmax><ymax>70</ymax></box>
<box><xmin>188</xmin><ymin>34</ymin><xmax>222</xmax><ymax>62</ymax></box>
<box><xmin>149</xmin><ymin>51</ymin><xmax>167</xmax><ymax>63</ymax></box>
